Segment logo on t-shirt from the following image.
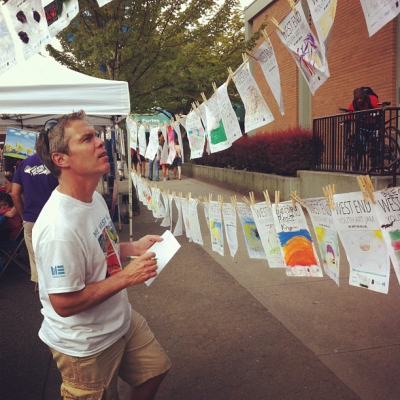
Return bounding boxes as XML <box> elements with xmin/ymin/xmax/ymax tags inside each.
<box><xmin>24</xmin><ymin>165</ymin><xmax>52</xmax><ymax>176</ymax></box>
<box><xmin>50</xmin><ymin>265</ymin><xmax>66</xmax><ymax>277</ymax></box>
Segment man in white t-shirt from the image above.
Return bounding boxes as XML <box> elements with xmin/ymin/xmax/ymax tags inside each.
<box><xmin>33</xmin><ymin>111</ymin><xmax>171</xmax><ymax>399</ymax></box>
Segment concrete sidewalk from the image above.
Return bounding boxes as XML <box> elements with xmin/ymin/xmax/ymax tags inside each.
<box><xmin>0</xmin><ymin>173</ymin><xmax>399</xmax><ymax>399</ymax></box>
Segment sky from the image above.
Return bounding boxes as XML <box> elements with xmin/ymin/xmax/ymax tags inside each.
<box><xmin>239</xmin><ymin>0</ymin><xmax>254</xmax><ymax>8</ymax></box>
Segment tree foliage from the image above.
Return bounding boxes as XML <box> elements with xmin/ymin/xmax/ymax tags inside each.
<box><xmin>46</xmin><ymin>0</ymin><xmax>252</xmax><ymax>115</ymax></box>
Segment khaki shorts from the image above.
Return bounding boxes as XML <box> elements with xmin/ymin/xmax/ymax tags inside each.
<box><xmin>50</xmin><ymin>309</ymin><xmax>171</xmax><ymax>400</ymax></box>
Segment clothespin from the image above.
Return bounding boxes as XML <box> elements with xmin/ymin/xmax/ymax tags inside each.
<box><xmin>242</xmin><ymin>196</ymin><xmax>251</xmax><ymax>206</ymax></box>
<box><xmin>218</xmin><ymin>195</ymin><xmax>223</xmax><ymax>210</ymax></box>
<box><xmin>274</xmin><ymin>190</ymin><xmax>280</xmax><ymax>210</ymax></box>
<box><xmin>357</xmin><ymin>176</ymin><xmax>370</xmax><ymax>203</ymax></box>
<box><xmin>365</xmin><ymin>175</ymin><xmax>376</xmax><ymax>203</ymax></box>
<box><xmin>209</xmin><ymin>193</ymin><xmax>212</xmax><ymax>203</ymax></box>
<box><xmin>175</xmin><ymin>114</ymin><xmax>181</xmax><ymax>123</ymax></box>
<box><xmin>245</xmin><ymin>50</ymin><xmax>259</xmax><ymax>62</ymax></box>
<box><xmin>270</xmin><ymin>17</ymin><xmax>285</xmax><ymax>34</ymax></box>
<box><xmin>212</xmin><ymin>82</ymin><xmax>217</xmax><ymax>93</ymax></box>
<box><xmin>249</xmin><ymin>191</ymin><xmax>255</xmax><ymax>205</ymax></box>
<box><xmin>200</xmin><ymin>92</ymin><xmax>208</xmax><ymax>106</ymax></box>
<box><xmin>288</xmin><ymin>0</ymin><xmax>297</xmax><ymax>13</ymax></box>
<box><xmin>290</xmin><ymin>191</ymin><xmax>306</xmax><ymax>209</ymax></box>
<box><xmin>263</xmin><ymin>190</ymin><xmax>271</xmax><ymax>208</ymax></box>
<box><xmin>227</xmin><ymin>67</ymin><xmax>235</xmax><ymax>84</ymax></box>
<box><xmin>261</xmin><ymin>29</ymin><xmax>271</xmax><ymax>47</ymax></box>
<box><xmin>322</xmin><ymin>184</ymin><xmax>335</xmax><ymax>210</ymax></box>
<box><xmin>230</xmin><ymin>195</ymin><xmax>238</xmax><ymax>212</ymax></box>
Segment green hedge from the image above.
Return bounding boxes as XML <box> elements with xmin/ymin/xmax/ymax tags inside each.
<box><xmin>195</xmin><ymin>127</ymin><xmax>315</xmax><ymax>177</ymax></box>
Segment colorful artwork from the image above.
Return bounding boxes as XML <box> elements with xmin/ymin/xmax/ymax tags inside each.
<box><xmin>237</xmin><ymin>202</ymin><xmax>266</xmax><ymax>259</ymax></box>
<box><xmin>186</xmin><ymin>110</ymin><xmax>205</xmax><ymax>159</ymax></box>
<box><xmin>276</xmin><ymin>3</ymin><xmax>329</xmax><ymax>95</ymax></box>
<box><xmin>4</xmin><ymin>127</ymin><xmax>37</xmax><ymax>159</ymax></box>
<box><xmin>272</xmin><ymin>201</ymin><xmax>322</xmax><ymax>277</ymax></box>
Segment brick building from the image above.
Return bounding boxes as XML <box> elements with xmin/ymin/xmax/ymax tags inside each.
<box><xmin>244</xmin><ymin>0</ymin><xmax>400</xmax><ymax>132</ymax></box>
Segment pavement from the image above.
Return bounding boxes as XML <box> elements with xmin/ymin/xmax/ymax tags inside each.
<box><xmin>1</xmin><ymin>170</ymin><xmax>399</xmax><ymax>400</ymax></box>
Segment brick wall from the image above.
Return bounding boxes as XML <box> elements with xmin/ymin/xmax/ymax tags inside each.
<box><xmin>250</xmin><ymin>1</ymin><xmax>398</xmax><ymax>133</ymax></box>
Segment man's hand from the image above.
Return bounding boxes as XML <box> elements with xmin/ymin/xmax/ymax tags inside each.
<box><xmin>122</xmin><ymin>252</ymin><xmax>158</xmax><ymax>285</ymax></box>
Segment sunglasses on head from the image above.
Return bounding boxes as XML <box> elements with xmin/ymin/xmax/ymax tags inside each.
<box><xmin>43</xmin><ymin>118</ymin><xmax>59</xmax><ymax>152</ymax></box>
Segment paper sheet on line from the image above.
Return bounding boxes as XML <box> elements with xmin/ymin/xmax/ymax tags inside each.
<box><xmin>145</xmin><ymin>230</ymin><xmax>181</xmax><ymax>286</ymax></box>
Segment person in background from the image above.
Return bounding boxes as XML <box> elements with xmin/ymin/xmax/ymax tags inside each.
<box><xmin>148</xmin><ymin>133</ymin><xmax>163</xmax><ymax>182</ymax></box>
<box><xmin>11</xmin><ymin>152</ymin><xmax>58</xmax><ymax>287</ymax></box>
<box><xmin>172</xmin><ymin>139</ymin><xmax>182</xmax><ymax>180</ymax></box>
<box><xmin>33</xmin><ymin>111</ymin><xmax>171</xmax><ymax>399</ymax></box>
<box><xmin>131</xmin><ymin>147</ymin><xmax>138</xmax><ymax>172</ymax></box>
<box><xmin>0</xmin><ymin>192</ymin><xmax>22</xmax><ymax>241</ymax></box>
<box><xmin>348</xmin><ymin>87</ymin><xmax>379</xmax><ymax>112</ymax></box>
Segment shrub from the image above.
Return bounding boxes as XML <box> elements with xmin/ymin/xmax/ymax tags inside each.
<box><xmin>195</xmin><ymin>127</ymin><xmax>314</xmax><ymax>177</ymax></box>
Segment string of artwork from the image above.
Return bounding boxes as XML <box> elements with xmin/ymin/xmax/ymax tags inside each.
<box><xmin>131</xmin><ymin>172</ymin><xmax>400</xmax><ymax>295</ymax></box>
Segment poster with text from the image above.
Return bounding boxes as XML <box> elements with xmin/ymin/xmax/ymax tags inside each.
<box><xmin>237</xmin><ymin>202</ymin><xmax>267</xmax><ymax>259</ymax></box>
<box><xmin>276</xmin><ymin>3</ymin><xmax>330</xmax><ymax>95</ymax></box>
<box><xmin>304</xmin><ymin>197</ymin><xmax>340</xmax><ymax>286</ymax></box>
<box><xmin>233</xmin><ymin>63</ymin><xmax>274</xmax><ymax>133</ymax></box>
<box><xmin>251</xmin><ymin>201</ymin><xmax>285</xmax><ymax>268</ymax></box>
<box><xmin>186</xmin><ymin>110</ymin><xmax>205</xmax><ymax>159</ymax></box>
<box><xmin>126</xmin><ymin>116</ymin><xmax>138</xmax><ymax>149</ymax></box>
<box><xmin>359</xmin><ymin>0</ymin><xmax>400</xmax><ymax>37</ymax></box>
<box><xmin>272</xmin><ymin>201</ymin><xmax>322</xmax><ymax>277</ymax></box>
<box><xmin>331</xmin><ymin>192</ymin><xmax>390</xmax><ymax>294</ymax></box>
<box><xmin>253</xmin><ymin>39</ymin><xmax>284</xmax><ymax>115</ymax></box>
<box><xmin>371</xmin><ymin>187</ymin><xmax>400</xmax><ymax>284</ymax></box>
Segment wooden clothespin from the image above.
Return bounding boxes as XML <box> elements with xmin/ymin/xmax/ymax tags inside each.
<box><xmin>249</xmin><ymin>191</ymin><xmax>255</xmax><ymax>205</ymax></box>
<box><xmin>263</xmin><ymin>190</ymin><xmax>271</xmax><ymax>208</ymax></box>
<box><xmin>288</xmin><ymin>0</ymin><xmax>297</xmax><ymax>13</ymax></box>
<box><xmin>175</xmin><ymin>114</ymin><xmax>181</xmax><ymax>123</ymax></box>
<box><xmin>218</xmin><ymin>195</ymin><xmax>223</xmax><ymax>210</ymax></box>
<box><xmin>322</xmin><ymin>184</ymin><xmax>335</xmax><ymax>210</ymax></box>
<box><xmin>212</xmin><ymin>82</ymin><xmax>217</xmax><ymax>93</ymax></box>
<box><xmin>200</xmin><ymin>92</ymin><xmax>208</xmax><ymax>106</ymax></box>
<box><xmin>261</xmin><ymin>29</ymin><xmax>271</xmax><ymax>47</ymax></box>
<box><xmin>357</xmin><ymin>176</ymin><xmax>370</xmax><ymax>203</ymax></box>
<box><xmin>230</xmin><ymin>195</ymin><xmax>238</xmax><ymax>212</ymax></box>
<box><xmin>365</xmin><ymin>175</ymin><xmax>376</xmax><ymax>203</ymax></box>
<box><xmin>227</xmin><ymin>67</ymin><xmax>235</xmax><ymax>84</ymax></box>
<box><xmin>242</xmin><ymin>196</ymin><xmax>251</xmax><ymax>206</ymax></box>
<box><xmin>270</xmin><ymin>17</ymin><xmax>285</xmax><ymax>34</ymax></box>
<box><xmin>290</xmin><ymin>191</ymin><xmax>306</xmax><ymax>209</ymax></box>
<box><xmin>186</xmin><ymin>192</ymin><xmax>191</xmax><ymax>202</ymax></box>
<box><xmin>245</xmin><ymin>49</ymin><xmax>259</xmax><ymax>62</ymax></box>
<box><xmin>274</xmin><ymin>190</ymin><xmax>280</xmax><ymax>210</ymax></box>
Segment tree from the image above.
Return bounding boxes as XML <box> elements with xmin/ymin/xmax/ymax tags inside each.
<box><xmin>46</xmin><ymin>0</ymin><xmax>251</xmax><ymax>115</ymax></box>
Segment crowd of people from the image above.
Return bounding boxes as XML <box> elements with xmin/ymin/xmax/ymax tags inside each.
<box><xmin>131</xmin><ymin>124</ymin><xmax>183</xmax><ymax>182</ymax></box>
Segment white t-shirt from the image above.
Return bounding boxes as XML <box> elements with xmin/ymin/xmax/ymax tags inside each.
<box><xmin>32</xmin><ymin>189</ymin><xmax>131</xmax><ymax>357</ymax></box>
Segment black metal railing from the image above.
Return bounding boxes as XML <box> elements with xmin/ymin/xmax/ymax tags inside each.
<box><xmin>312</xmin><ymin>107</ymin><xmax>400</xmax><ymax>176</ymax></box>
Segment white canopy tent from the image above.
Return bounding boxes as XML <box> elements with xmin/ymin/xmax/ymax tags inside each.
<box><xmin>0</xmin><ymin>54</ymin><xmax>130</xmax><ymax>128</ymax></box>
<box><xmin>0</xmin><ymin>54</ymin><xmax>131</xmax><ymax>230</ymax></box>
